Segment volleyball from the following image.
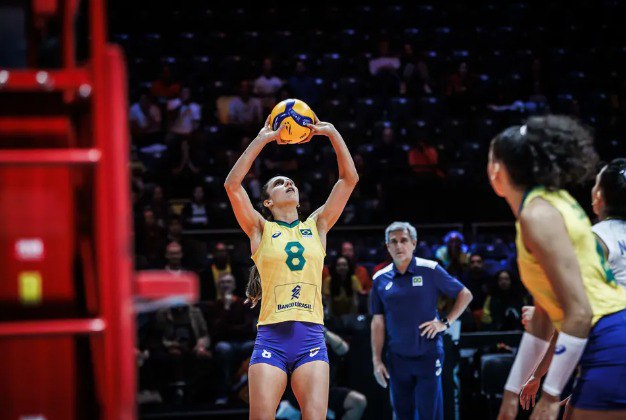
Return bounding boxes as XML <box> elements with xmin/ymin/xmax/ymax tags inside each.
<box><xmin>269</xmin><ymin>99</ymin><xmax>315</xmax><ymax>144</ymax></box>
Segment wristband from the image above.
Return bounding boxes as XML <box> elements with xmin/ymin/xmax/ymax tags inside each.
<box><xmin>504</xmin><ymin>332</ymin><xmax>551</xmax><ymax>394</ymax></box>
<box><xmin>542</xmin><ymin>332</ymin><xmax>588</xmax><ymax>397</ymax></box>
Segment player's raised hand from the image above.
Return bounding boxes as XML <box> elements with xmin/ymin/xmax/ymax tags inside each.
<box><xmin>520</xmin><ymin>375</ymin><xmax>541</xmax><ymax>410</ymax></box>
<box><xmin>305</xmin><ymin>112</ymin><xmax>337</xmax><ymax>138</ymax></box>
<box><xmin>373</xmin><ymin>360</ymin><xmax>390</xmax><ymax>388</ymax></box>
<box><xmin>256</xmin><ymin>115</ymin><xmax>286</xmax><ymax>144</ymax></box>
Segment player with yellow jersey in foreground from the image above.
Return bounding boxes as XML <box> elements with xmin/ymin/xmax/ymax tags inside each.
<box><xmin>224</xmin><ymin>114</ymin><xmax>358</xmax><ymax>420</ymax></box>
<box><xmin>488</xmin><ymin>115</ymin><xmax>626</xmax><ymax>420</ymax></box>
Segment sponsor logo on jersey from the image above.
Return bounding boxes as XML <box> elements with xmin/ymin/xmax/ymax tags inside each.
<box><xmin>275</xmin><ymin>283</ymin><xmax>315</xmax><ymax>312</ymax></box>
<box><xmin>309</xmin><ymin>347</ymin><xmax>320</xmax><ymax>357</ymax></box>
<box><xmin>555</xmin><ymin>345</ymin><xmax>566</xmax><ymax>355</ymax></box>
<box><xmin>262</xmin><ymin>350</ymin><xmax>272</xmax><ymax>358</ymax></box>
<box><xmin>277</xmin><ymin>301</ymin><xmax>313</xmax><ymax>311</ymax></box>
<box><xmin>385</xmin><ymin>282</ymin><xmax>393</xmax><ymax>290</ymax></box>
<box><xmin>272</xmin><ymin>232</ymin><xmax>282</xmax><ymax>238</ymax></box>
<box><xmin>412</xmin><ymin>276</ymin><xmax>423</xmax><ymax>286</ymax></box>
<box><xmin>300</xmin><ymin>228</ymin><xmax>313</xmax><ymax>238</ymax></box>
<box><xmin>291</xmin><ymin>285</ymin><xmax>301</xmax><ymax>300</ymax></box>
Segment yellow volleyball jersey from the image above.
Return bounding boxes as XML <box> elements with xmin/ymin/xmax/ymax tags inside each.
<box><xmin>516</xmin><ymin>187</ymin><xmax>626</xmax><ymax>330</ymax></box>
<box><xmin>252</xmin><ymin>218</ymin><xmax>326</xmax><ymax>326</ymax></box>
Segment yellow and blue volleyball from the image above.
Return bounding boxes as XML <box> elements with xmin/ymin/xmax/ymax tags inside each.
<box><xmin>269</xmin><ymin>99</ymin><xmax>315</xmax><ymax>144</ymax></box>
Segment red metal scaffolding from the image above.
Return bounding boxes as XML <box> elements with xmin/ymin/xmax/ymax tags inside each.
<box><xmin>0</xmin><ymin>1</ymin><xmax>197</xmax><ymax>419</ymax></box>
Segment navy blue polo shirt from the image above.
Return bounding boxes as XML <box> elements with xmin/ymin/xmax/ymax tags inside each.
<box><xmin>370</xmin><ymin>256</ymin><xmax>464</xmax><ymax>357</ymax></box>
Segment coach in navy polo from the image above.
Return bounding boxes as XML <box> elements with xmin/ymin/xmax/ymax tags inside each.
<box><xmin>370</xmin><ymin>222</ymin><xmax>472</xmax><ymax>420</ymax></box>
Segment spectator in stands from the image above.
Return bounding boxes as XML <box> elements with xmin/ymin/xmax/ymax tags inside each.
<box><xmin>481</xmin><ymin>270</ymin><xmax>526</xmax><ymax>331</ymax></box>
<box><xmin>164</xmin><ymin>241</ymin><xmax>186</xmax><ymax>273</ymax></box>
<box><xmin>145</xmin><ymin>184</ymin><xmax>168</xmax><ymax>228</ymax></box>
<box><xmin>435</xmin><ymin>231</ymin><xmax>470</xmax><ymax>277</ymax></box>
<box><xmin>369</xmin><ymin>39</ymin><xmax>400</xmax><ymax>77</ymax></box>
<box><xmin>374</xmin><ymin>126</ymin><xmax>406</xmax><ymax>174</ymax></box>
<box><xmin>323</xmin><ymin>256</ymin><xmax>363</xmax><ymax>317</ymax></box>
<box><xmin>287</xmin><ymin>60</ymin><xmax>319</xmax><ymax>107</ymax></box>
<box><xmin>130</xmin><ymin>153</ymin><xmax>147</xmax><ymax>200</ymax></box>
<box><xmin>407</xmin><ymin>137</ymin><xmax>441</xmax><ymax>177</ymax></box>
<box><xmin>151</xmin><ymin>65</ymin><xmax>181</xmax><ymax>101</ymax></box>
<box><xmin>460</xmin><ymin>253</ymin><xmax>490</xmax><ymax>321</ymax></box>
<box><xmin>182</xmin><ymin>185</ymin><xmax>209</xmax><ymax>229</ymax></box>
<box><xmin>141</xmin><ymin>209</ymin><xmax>167</xmax><ymax>269</ymax></box>
<box><xmin>207</xmin><ymin>273</ymin><xmax>255</xmax><ymax>405</ymax></box>
<box><xmin>369</xmin><ymin>40</ymin><xmax>401</xmax><ymax>97</ymax></box>
<box><xmin>129</xmin><ymin>91</ymin><xmax>162</xmax><ymax>146</ymax></box>
<box><xmin>400</xmin><ymin>44</ymin><xmax>434</xmax><ymax>96</ymax></box>
<box><xmin>254</xmin><ymin>58</ymin><xmax>283</xmax><ymax>114</ymax></box>
<box><xmin>340</xmin><ymin>241</ymin><xmax>372</xmax><ymax>292</ymax></box>
<box><xmin>148</xmin><ymin>303</ymin><xmax>211</xmax><ymax>403</ymax></box>
<box><xmin>164</xmin><ymin>217</ymin><xmax>206</xmax><ymax>271</ymax></box>
<box><xmin>210</xmin><ymin>242</ymin><xmax>233</xmax><ymax>299</ymax></box>
<box><xmin>167</xmin><ymin>87</ymin><xmax>201</xmax><ymax>139</ymax></box>
<box><xmin>169</xmin><ymin>138</ymin><xmax>202</xmax><ymax>195</ymax></box>
<box><xmin>228</xmin><ymin>80</ymin><xmax>263</xmax><ymax>126</ymax></box>
<box><xmin>445</xmin><ymin>61</ymin><xmax>476</xmax><ymax>114</ymax></box>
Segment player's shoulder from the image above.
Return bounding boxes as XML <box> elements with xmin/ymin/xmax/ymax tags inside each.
<box><xmin>413</xmin><ymin>256</ymin><xmax>439</xmax><ymax>270</ymax></box>
<box><xmin>373</xmin><ymin>263</ymin><xmax>395</xmax><ymax>282</ymax></box>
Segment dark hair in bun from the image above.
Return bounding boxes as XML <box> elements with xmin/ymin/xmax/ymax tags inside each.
<box><xmin>491</xmin><ymin>115</ymin><xmax>599</xmax><ymax>190</ymax></box>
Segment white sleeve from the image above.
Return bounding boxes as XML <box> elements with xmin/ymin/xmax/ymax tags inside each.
<box><xmin>504</xmin><ymin>332</ymin><xmax>551</xmax><ymax>394</ymax></box>
<box><xmin>542</xmin><ymin>332</ymin><xmax>588</xmax><ymax>397</ymax></box>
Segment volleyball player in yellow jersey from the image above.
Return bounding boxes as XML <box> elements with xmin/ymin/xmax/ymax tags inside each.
<box><xmin>487</xmin><ymin>115</ymin><xmax>626</xmax><ymax>420</ymax></box>
<box><xmin>224</xmin><ymin>115</ymin><xmax>358</xmax><ymax>419</ymax></box>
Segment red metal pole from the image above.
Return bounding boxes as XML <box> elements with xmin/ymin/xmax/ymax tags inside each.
<box><xmin>91</xmin><ymin>0</ymin><xmax>136</xmax><ymax>418</ymax></box>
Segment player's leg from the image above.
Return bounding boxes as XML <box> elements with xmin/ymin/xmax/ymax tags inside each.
<box><xmin>291</xmin><ymin>360</ymin><xmax>329</xmax><ymax>420</ymax></box>
<box><xmin>248</xmin><ymin>363</ymin><xmax>288</xmax><ymax>420</ymax></box>
<box><xmin>413</xmin><ymin>351</ymin><xmax>444</xmax><ymax>420</ymax></box>
<box><xmin>248</xmin><ymin>325</ymin><xmax>290</xmax><ymax>420</ymax></box>
<box><xmin>387</xmin><ymin>352</ymin><xmax>416</xmax><ymax>420</ymax></box>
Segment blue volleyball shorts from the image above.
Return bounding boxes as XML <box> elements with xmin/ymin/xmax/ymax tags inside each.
<box><xmin>570</xmin><ymin>309</ymin><xmax>626</xmax><ymax>410</ymax></box>
<box><xmin>249</xmin><ymin>321</ymin><xmax>329</xmax><ymax>374</ymax></box>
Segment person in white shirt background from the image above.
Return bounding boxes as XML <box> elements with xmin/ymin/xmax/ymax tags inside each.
<box><xmin>229</xmin><ymin>80</ymin><xmax>263</xmax><ymax>126</ymax></box>
<box><xmin>254</xmin><ymin>57</ymin><xmax>284</xmax><ymax>114</ymax></box>
<box><xmin>167</xmin><ymin>87</ymin><xmax>201</xmax><ymax>138</ymax></box>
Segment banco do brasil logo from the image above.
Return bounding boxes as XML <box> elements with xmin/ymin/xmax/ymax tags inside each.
<box><xmin>291</xmin><ymin>285</ymin><xmax>301</xmax><ymax>300</ymax></box>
